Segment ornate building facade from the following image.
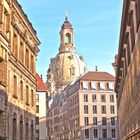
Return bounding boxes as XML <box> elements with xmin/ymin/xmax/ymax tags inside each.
<box><xmin>0</xmin><ymin>0</ymin><xmax>40</xmax><ymax>139</ymax></box>
<box><xmin>47</xmin><ymin>17</ymin><xmax>87</xmax><ymax>97</ymax></box>
<box><xmin>49</xmin><ymin>71</ymin><xmax>118</xmax><ymax>140</ymax></box>
<box><xmin>115</xmin><ymin>0</ymin><xmax>140</xmax><ymax>139</ymax></box>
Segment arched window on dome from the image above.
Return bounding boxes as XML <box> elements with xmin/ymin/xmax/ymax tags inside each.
<box><xmin>70</xmin><ymin>65</ymin><xmax>75</xmax><ymax>76</ymax></box>
<box><xmin>65</xmin><ymin>33</ymin><xmax>71</xmax><ymax>44</ymax></box>
<box><xmin>56</xmin><ymin>68</ymin><xmax>60</xmax><ymax>77</ymax></box>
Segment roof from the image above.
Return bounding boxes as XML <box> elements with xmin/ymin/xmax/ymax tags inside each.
<box><xmin>61</xmin><ymin>17</ymin><xmax>73</xmax><ymax>30</ymax></box>
<box><xmin>36</xmin><ymin>73</ymin><xmax>46</xmax><ymax>91</ymax></box>
<box><xmin>81</xmin><ymin>71</ymin><xmax>115</xmax><ymax>81</ymax></box>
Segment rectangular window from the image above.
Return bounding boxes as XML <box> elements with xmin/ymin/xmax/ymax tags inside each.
<box><xmin>101</xmin><ymin>105</ymin><xmax>106</xmax><ymax>114</ymax></box>
<box><xmin>31</xmin><ymin>55</ymin><xmax>34</xmax><ymax>73</ymax></box>
<box><xmin>31</xmin><ymin>90</ymin><xmax>34</xmax><ymax>107</ymax></box>
<box><xmin>20</xmin><ymin>80</ymin><xmax>23</xmax><ymax>100</ymax></box>
<box><xmin>102</xmin><ymin>129</ymin><xmax>107</xmax><ymax>139</ymax></box>
<box><xmin>36</xmin><ymin>94</ymin><xmax>39</xmax><ymax>101</ymax></box>
<box><xmin>13</xmin><ymin>75</ymin><xmax>17</xmax><ymax>98</ymax></box>
<box><xmin>93</xmin><ymin>105</ymin><xmax>97</xmax><ymax>114</ymax></box>
<box><xmin>111</xmin><ymin>117</ymin><xmax>115</xmax><ymax>126</ymax></box>
<box><xmin>112</xmin><ymin>129</ymin><xmax>116</xmax><ymax>138</ymax></box>
<box><xmin>93</xmin><ymin>117</ymin><xmax>97</xmax><ymax>126</ymax></box>
<box><xmin>110</xmin><ymin>95</ymin><xmax>114</xmax><ymax>102</ymax></box>
<box><xmin>84</xmin><ymin>94</ymin><xmax>88</xmax><ymax>102</ymax></box>
<box><xmin>93</xmin><ymin>129</ymin><xmax>98</xmax><ymax>138</ymax></box>
<box><xmin>25</xmin><ymin>48</ymin><xmax>29</xmax><ymax>69</ymax></box>
<box><xmin>102</xmin><ymin>117</ymin><xmax>107</xmax><ymax>126</ymax></box>
<box><xmin>84</xmin><ymin>105</ymin><xmax>88</xmax><ymax>114</ymax></box>
<box><xmin>110</xmin><ymin>106</ymin><xmax>115</xmax><ymax>114</ymax></box>
<box><xmin>101</xmin><ymin>94</ymin><xmax>106</xmax><ymax>102</ymax></box>
<box><xmin>36</xmin><ymin>105</ymin><xmax>39</xmax><ymax>113</ymax></box>
<box><xmin>82</xmin><ymin>81</ymin><xmax>88</xmax><ymax>90</ymax></box>
<box><xmin>99</xmin><ymin>82</ymin><xmax>105</xmax><ymax>91</ymax></box>
<box><xmin>26</xmin><ymin>85</ymin><xmax>29</xmax><ymax>105</ymax></box>
<box><xmin>36</xmin><ymin>117</ymin><xmax>39</xmax><ymax>125</ymax></box>
<box><xmin>84</xmin><ymin>117</ymin><xmax>89</xmax><ymax>126</ymax></box>
<box><xmin>92</xmin><ymin>94</ymin><xmax>97</xmax><ymax>102</ymax></box>
<box><xmin>85</xmin><ymin>129</ymin><xmax>89</xmax><ymax>138</ymax></box>
<box><xmin>70</xmin><ymin>66</ymin><xmax>75</xmax><ymax>76</ymax></box>
<box><xmin>136</xmin><ymin>0</ymin><xmax>140</xmax><ymax>31</ymax></box>
<box><xmin>13</xmin><ymin>33</ymin><xmax>18</xmax><ymax>57</ymax></box>
<box><xmin>19</xmin><ymin>41</ymin><xmax>24</xmax><ymax>63</ymax></box>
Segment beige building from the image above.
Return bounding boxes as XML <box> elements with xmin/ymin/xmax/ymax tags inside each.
<box><xmin>36</xmin><ymin>73</ymin><xmax>48</xmax><ymax>140</ymax></box>
<box><xmin>49</xmin><ymin>71</ymin><xmax>118</xmax><ymax>140</ymax></box>
<box><xmin>115</xmin><ymin>0</ymin><xmax>140</xmax><ymax>139</ymax></box>
<box><xmin>0</xmin><ymin>0</ymin><xmax>40</xmax><ymax>139</ymax></box>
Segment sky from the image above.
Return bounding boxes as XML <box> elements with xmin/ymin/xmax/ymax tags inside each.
<box><xmin>18</xmin><ymin>0</ymin><xmax>123</xmax><ymax>81</ymax></box>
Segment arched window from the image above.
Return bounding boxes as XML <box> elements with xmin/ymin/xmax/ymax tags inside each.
<box><xmin>65</xmin><ymin>33</ymin><xmax>71</xmax><ymax>43</ymax></box>
<box><xmin>25</xmin><ymin>119</ymin><xmax>29</xmax><ymax>140</ymax></box>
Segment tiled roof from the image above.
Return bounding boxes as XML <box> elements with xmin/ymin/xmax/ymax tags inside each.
<box><xmin>81</xmin><ymin>71</ymin><xmax>115</xmax><ymax>81</ymax></box>
<box><xmin>36</xmin><ymin>73</ymin><xmax>46</xmax><ymax>91</ymax></box>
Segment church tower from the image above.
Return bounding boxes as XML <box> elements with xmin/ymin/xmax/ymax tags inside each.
<box><xmin>47</xmin><ymin>17</ymin><xmax>87</xmax><ymax>96</ymax></box>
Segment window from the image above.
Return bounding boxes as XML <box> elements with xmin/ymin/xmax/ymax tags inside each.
<box><xmin>56</xmin><ymin>68</ymin><xmax>59</xmax><ymax>76</ymax></box>
<box><xmin>36</xmin><ymin>105</ymin><xmax>39</xmax><ymax>113</ymax></box>
<box><xmin>111</xmin><ymin>117</ymin><xmax>115</xmax><ymax>126</ymax></box>
<box><xmin>93</xmin><ymin>129</ymin><xmax>98</xmax><ymax>138</ymax></box>
<box><xmin>109</xmin><ymin>83</ymin><xmax>114</xmax><ymax>91</ymax></box>
<box><xmin>70</xmin><ymin>66</ymin><xmax>75</xmax><ymax>76</ymax></box>
<box><xmin>110</xmin><ymin>95</ymin><xmax>114</xmax><ymax>102</ymax></box>
<box><xmin>99</xmin><ymin>82</ymin><xmax>105</xmax><ymax>91</ymax></box>
<box><xmin>93</xmin><ymin>105</ymin><xmax>97</xmax><ymax>114</ymax></box>
<box><xmin>85</xmin><ymin>129</ymin><xmax>89</xmax><ymax>138</ymax></box>
<box><xmin>101</xmin><ymin>95</ymin><xmax>106</xmax><ymax>102</ymax></box>
<box><xmin>82</xmin><ymin>81</ymin><xmax>88</xmax><ymax>90</ymax></box>
<box><xmin>112</xmin><ymin>129</ymin><xmax>116</xmax><ymax>138</ymax></box>
<box><xmin>36</xmin><ymin>94</ymin><xmax>39</xmax><ymax>101</ymax></box>
<box><xmin>26</xmin><ymin>85</ymin><xmax>29</xmax><ymax>105</ymax></box>
<box><xmin>135</xmin><ymin>0</ymin><xmax>140</xmax><ymax>31</ymax></box>
<box><xmin>13</xmin><ymin>117</ymin><xmax>17</xmax><ymax>140</ymax></box>
<box><xmin>36</xmin><ymin>117</ymin><xmax>39</xmax><ymax>125</ymax></box>
<box><xmin>20</xmin><ymin>80</ymin><xmax>23</xmax><ymax>100</ymax></box>
<box><xmin>13</xmin><ymin>75</ymin><xmax>17</xmax><ymax>98</ymax></box>
<box><xmin>92</xmin><ymin>94</ymin><xmax>97</xmax><ymax>102</ymax></box>
<box><xmin>31</xmin><ymin>55</ymin><xmax>34</xmax><ymax>73</ymax></box>
<box><xmin>19</xmin><ymin>41</ymin><xmax>24</xmax><ymax>63</ymax></box>
<box><xmin>84</xmin><ymin>105</ymin><xmax>88</xmax><ymax>114</ymax></box>
<box><xmin>90</xmin><ymin>82</ymin><xmax>96</xmax><ymax>90</ymax></box>
<box><xmin>110</xmin><ymin>106</ymin><xmax>115</xmax><ymax>114</ymax></box>
<box><xmin>84</xmin><ymin>94</ymin><xmax>88</xmax><ymax>102</ymax></box>
<box><xmin>101</xmin><ymin>105</ymin><xmax>106</xmax><ymax>114</ymax></box>
<box><xmin>102</xmin><ymin>117</ymin><xmax>107</xmax><ymax>126</ymax></box>
<box><xmin>31</xmin><ymin>90</ymin><xmax>34</xmax><ymax>107</ymax></box>
<box><xmin>65</xmin><ymin>33</ymin><xmax>71</xmax><ymax>43</ymax></box>
<box><xmin>93</xmin><ymin>117</ymin><xmax>97</xmax><ymax>126</ymax></box>
<box><xmin>84</xmin><ymin>117</ymin><xmax>89</xmax><ymax>126</ymax></box>
<box><xmin>102</xmin><ymin>129</ymin><xmax>107</xmax><ymax>139</ymax></box>
<box><xmin>25</xmin><ymin>48</ymin><xmax>29</xmax><ymax>69</ymax></box>
<box><xmin>13</xmin><ymin>33</ymin><xmax>18</xmax><ymax>57</ymax></box>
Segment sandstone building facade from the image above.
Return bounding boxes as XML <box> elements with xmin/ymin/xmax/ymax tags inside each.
<box><xmin>115</xmin><ymin>0</ymin><xmax>140</xmax><ymax>139</ymax></box>
<box><xmin>0</xmin><ymin>0</ymin><xmax>40</xmax><ymax>139</ymax></box>
<box><xmin>49</xmin><ymin>71</ymin><xmax>118</xmax><ymax>140</ymax></box>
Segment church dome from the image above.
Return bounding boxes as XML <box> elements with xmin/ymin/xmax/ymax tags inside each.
<box><xmin>47</xmin><ymin>17</ymin><xmax>87</xmax><ymax>90</ymax></box>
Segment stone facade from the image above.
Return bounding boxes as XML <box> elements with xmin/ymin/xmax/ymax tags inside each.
<box><xmin>0</xmin><ymin>0</ymin><xmax>40</xmax><ymax>139</ymax></box>
<box><xmin>115</xmin><ymin>0</ymin><xmax>140</xmax><ymax>139</ymax></box>
<box><xmin>49</xmin><ymin>71</ymin><xmax>118</xmax><ymax>140</ymax></box>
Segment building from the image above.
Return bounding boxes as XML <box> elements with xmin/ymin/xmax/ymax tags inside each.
<box><xmin>0</xmin><ymin>0</ymin><xmax>40</xmax><ymax>139</ymax></box>
<box><xmin>49</xmin><ymin>71</ymin><xmax>118</xmax><ymax>140</ymax></box>
<box><xmin>47</xmin><ymin>16</ymin><xmax>87</xmax><ymax>98</ymax></box>
<box><xmin>36</xmin><ymin>73</ymin><xmax>48</xmax><ymax>140</ymax></box>
<box><xmin>115</xmin><ymin>0</ymin><xmax>140</xmax><ymax>139</ymax></box>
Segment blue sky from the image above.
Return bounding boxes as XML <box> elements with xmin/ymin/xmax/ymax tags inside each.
<box><xmin>18</xmin><ymin>0</ymin><xmax>123</xmax><ymax>81</ymax></box>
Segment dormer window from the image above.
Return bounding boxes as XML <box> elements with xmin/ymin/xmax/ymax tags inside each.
<box><xmin>70</xmin><ymin>66</ymin><xmax>75</xmax><ymax>76</ymax></box>
<box><xmin>99</xmin><ymin>82</ymin><xmax>105</xmax><ymax>91</ymax></box>
<box><xmin>90</xmin><ymin>82</ymin><xmax>96</xmax><ymax>91</ymax></box>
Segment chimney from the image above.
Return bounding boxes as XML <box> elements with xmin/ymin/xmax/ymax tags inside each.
<box><xmin>95</xmin><ymin>66</ymin><xmax>98</xmax><ymax>71</ymax></box>
<box><xmin>40</xmin><ymin>74</ymin><xmax>43</xmax><ymax>79</ymax></box>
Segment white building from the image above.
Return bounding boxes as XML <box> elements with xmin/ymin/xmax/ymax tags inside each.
<box><xmin>36</xmin><ymin>73</ymin><xmax>47</xmax><ymax>140</ymax></box>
